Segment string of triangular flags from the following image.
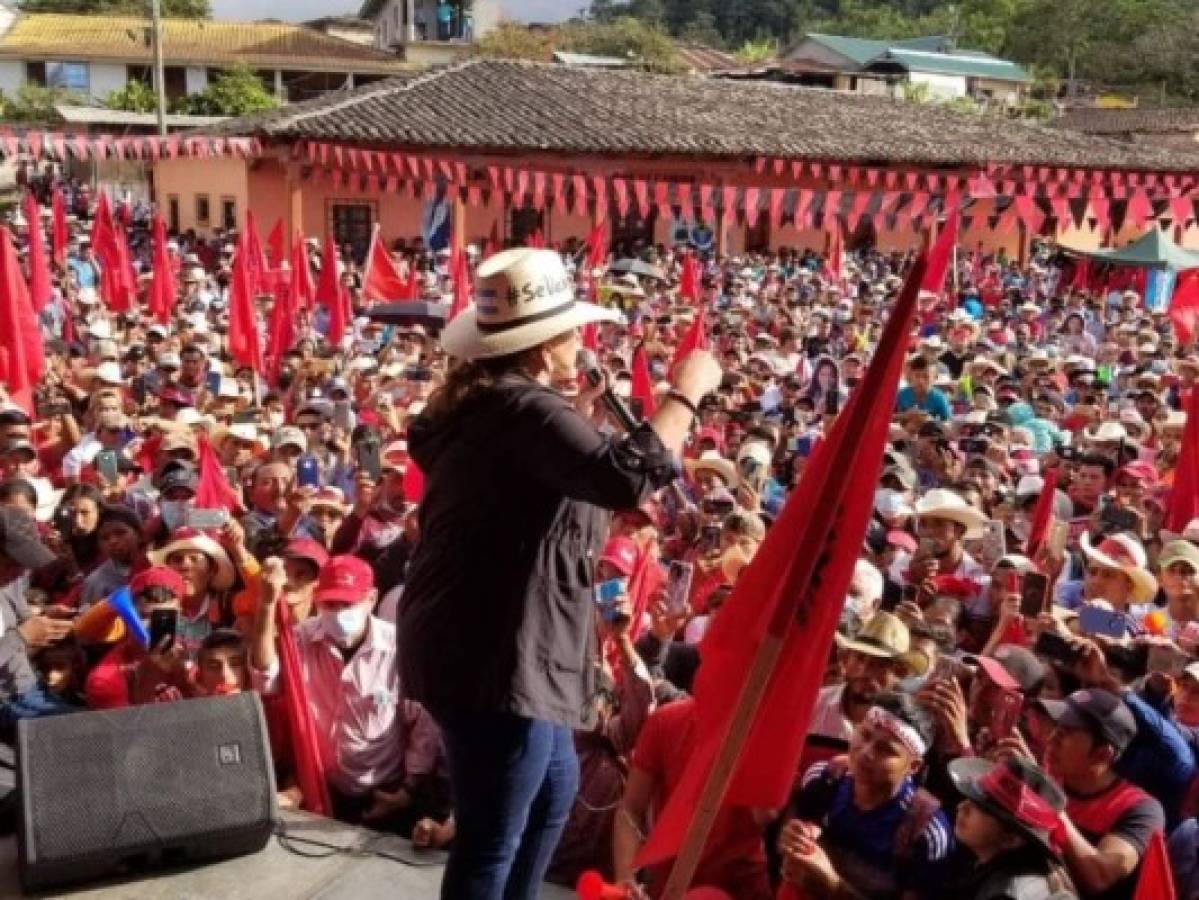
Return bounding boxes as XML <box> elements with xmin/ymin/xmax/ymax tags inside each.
<box><xmin>0</xmin><ymin>129</ymin><xmax>261</xmax><ymax>162</ymax></box>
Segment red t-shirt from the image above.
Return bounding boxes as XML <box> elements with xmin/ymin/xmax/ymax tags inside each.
<box><xmin>632</xmin><ymin>699</ymin><xmax>771</xmax><ymax>900</ymax></box>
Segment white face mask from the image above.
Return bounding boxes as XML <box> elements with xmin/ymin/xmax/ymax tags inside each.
<box><xmin>320</xmin><ymin>605</ymin><xmax>370</xmax><ymax>646</ymax></box>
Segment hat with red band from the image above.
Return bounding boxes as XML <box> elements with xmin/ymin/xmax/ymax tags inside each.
<box><xmin>129</xmin><ymin>565</ymin><xmax>186</xmax><ymax>598</ymax></box>
<box><xmin>949</xmin><ymin>756</ymin><xmax>1065</xmax><ymax>855</ymax></box>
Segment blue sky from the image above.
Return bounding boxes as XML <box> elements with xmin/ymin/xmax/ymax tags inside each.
<box><xmin>211</xmin><ymin>0</ymin><xmax>590</xmax><ymax>23</ymax></box>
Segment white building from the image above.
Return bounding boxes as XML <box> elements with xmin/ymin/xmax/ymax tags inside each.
<box><xmin>358</xmin><ymin>0</ymin><xmax>502</xmax><ymax>66</ymax></box>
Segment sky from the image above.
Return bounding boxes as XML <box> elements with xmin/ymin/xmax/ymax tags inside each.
<box><xmin>210</xmin><ymin>0</ymin><xmax>589</xmax><ymax>24</ymax></box>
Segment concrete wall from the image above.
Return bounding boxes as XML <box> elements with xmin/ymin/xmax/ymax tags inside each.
<box><xmin>0</xmin><ymin>59</ymin><xmax>22</xmax><ymax>95</ymax></box>
<box><xmin>88</xmin><ymin>62</ymin><xmax>127</xmax><ymax>102</ymax></box>
<box><xmin>154</xmin><ymin>156</ymin><xmax>249</xmax><ymax>236</ymax></box>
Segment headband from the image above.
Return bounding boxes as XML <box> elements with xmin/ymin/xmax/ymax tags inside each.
<box><xmin>866</xmin><ymin>705</ymin><xmax>928</xmax><ymax>759</ymax></box>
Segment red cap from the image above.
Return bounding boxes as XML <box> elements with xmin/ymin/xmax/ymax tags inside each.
<box><xmin>283</xmin><ymin>538</ymin><xmax>330</xmax><ymax>570</ymax></box>
<box><xmin>599</xmin><ymin>536</ymin><xmax>638</xmax><ymax>577</ymax></box>
<box><xmin>314</xmin><ymin>555</ymin><xmax>374</xmax><ymax>605</ymax></box>
<box><xmin>1117</xmin><ymin>460</ymin><xmax>1159</xmax><ymax>486</ymax></box>
<box><xmin>886</xmin><ymin>530</ymin><xmax>918</xmax><ymax>553</ymax></box>
<box><xmin>129</xmin><ymin>565</ymin><xmax>186</xmax><ymax>598</ymax></box>
<box><xmin>974</xmin><ymin>654</ymin><xmax>1019</xmax><ymax>691</ymax></box>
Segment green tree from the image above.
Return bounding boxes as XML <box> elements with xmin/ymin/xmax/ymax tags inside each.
<box><xmin>105</xmin><ymin>78</ymin><xmax>156</xmax><ymax>113</ymax></box>
<box><xmin>174</xmin><ymin>64</ymin><xmax>277</xmax><ymax>116</ymax></box>
<box><xmin>477</xmin><ymin>20</ymin><xmax>557</xmax><ymax>60</ymax></box>
<box><xmin>19</xmin><ymin>0</ymin><xmax>210</xmax><ymax>17</ymax></box>
<box><xmin>0</xmin><ymin>84</ymin><xmax>74</xmax><ymax>121</ymax></box>
<box><xmin>678</xmin><ymin>11</ymin><xmax>724</xmax><ymax>48</ymax></box>
<box><xmin>735</xmin><ymin>37</ymin><xmax>779</xmax><ymax>62</ymax></box>
<box><xmin>560</xmin><ymin>16</ymin><xmax>682</xmax><ymax>72</ymax></box>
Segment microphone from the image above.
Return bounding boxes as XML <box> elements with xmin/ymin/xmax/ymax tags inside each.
<box><xmin>577</xmin><ymin>348</ymin><xmax>640</xmax><ymax>432</ymax></box>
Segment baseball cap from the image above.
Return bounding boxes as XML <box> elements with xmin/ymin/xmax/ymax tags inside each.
<box><xmin>599</xmin><ymin>537</ymin><xmax>638</xmax><ymax>577</ymax></box>
<box><xmin>271</xmin><ymin>427</ymin><xmax>307</xmax><ymax>453</ymax></box>
<box><xmin>155</xmin><ymin>462</ymin><xmax>198</xmax><ymax>494</ymax></box>
<box><xmin>0</xmin><ymin>507</ymin><xmax>54</xmax><ymax>570</ymax></box>
<box><xmin>970</xmin><ymin>644</ymin><xmax>1046</xmax><ymax>693</ymax></box>
<box><xmin>129</xmin><ymin>565</ymin><xmax>186</xmax><ymax>598</ymax></box>
<box><xmin>1036</xmin><ymin>688</ymin><xmax>1137</xmax><ymax>753</ymax></box>
<box><xmin>283</xmin><ymin>537</ymin><xmax>330</xmax><ymax>570</ymax></box>
<box><xmin>314</xmin><ymin>555</ymin><xmax>374</xmax><ymax>605</ymax></box>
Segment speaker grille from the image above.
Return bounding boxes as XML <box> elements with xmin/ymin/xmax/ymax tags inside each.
<box><xmin>18</xmin><ymin>694</ymin><xmax>277</xmax><ymax>890</ymax></box>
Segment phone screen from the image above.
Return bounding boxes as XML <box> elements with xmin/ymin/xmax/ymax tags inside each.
<box><xmin>990</xmin><ymin>689</ymin><xmax>1023</xmax><ymax>741</ymax></box>
<box><xmin>149</xmin><ymin>608</ymin><xmax>178</xmax><ymax>651</ymax></box>
<box><xmin>666</xmin><ymin>561</ymin><xmax>694</xmax><ymax>615</ymax></box>
<box><xmin>1019</xmin><ymin>572</ymin><xmax>1050</xmax><ymax>619</ymax></box>
<box><xmin>95</xmin><ymin>450</ymin><xmax>120</xmax><ymax>484</ymax></box>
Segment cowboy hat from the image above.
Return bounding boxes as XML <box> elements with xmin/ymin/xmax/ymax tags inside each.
<box><xmin>1083</xmin><ymin>421</ymin><xmax>1127</xmax><ymax>443</ymax></box>
<box><xmin>1080</xmin><ymin>532</ymin><xmax>1158</xmax><ymax>604</ymax></box>
<box><xmin>914</xmin><ymin>489</ymin><xmax>989</xmax><ymax>540</ymax></box>
<box><xmin>441</xmin><ymin>248</ymin><xmax>621</xmax><ymax>360</ymax></box>
<box><xmin>835</xmin><ymin>611</ymin><xmax>929</xmax><ymax>677</ymax></box>
<box><xmin>683</xmin><ymin>450</ymin><xmax>737</xmax><ymax>488</ymax></box>
<box><xmin>214</xmin><ymin>422</ymin><xmax>267</xmax><ymax>452</ymax></box>
<box><xmin>148</xmin><ymin>528</ymin><xmax>236</xmax><ymax>592</ymax></box>
<box><xmin>948</xmin><ymin>757</ymin><xmax>1065</xmax><ymax>856</ymax></box>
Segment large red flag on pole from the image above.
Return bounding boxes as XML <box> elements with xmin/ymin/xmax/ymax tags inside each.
<box><xmin>266</xmin><ymin>269</ymin><xmax>297</xmax><ymax>385</ymax></box>
<box><xmin>275</xmin><ymin>599</ymin><xmax>333</xmax><ymax>817</ymax></box>
<box><xmin>921</xmin><ymin>208</ymin><xmax>960</xmax><ymax>295</ymax></box>
<box><xmin>1133</xmin><ymin>831</ymin><xmax>1176</xmax><ymax>900</ymax></box>
<box><xmin>244</xmin><ymin>209</ymin><xmax>270</xmax><ymax>297</ymax></box>
<box><xmin>0</xmin><ymin>226</ymin><xmax>43</xmax><ymax>415</ymax></box>
<box><xmin>290</xmin><ymin>230</ymin><xmax>315</xmax><ymax>310</ymax></box>
<box><xmin>678</xmin><ymin>252</ymin><xmax>700</xmax><ymax>303</ymax></box>
<box><xmin>228</xmin><ymin>242</ymin><xmax>264</xmax><ymax>375</ymax></box>
<box><xmin>1169</xmin><ymin>269</ymin><xmax>1199</xmax><ymax>346</ymax></box>
<box><xmin>630</xmin><ymin>345</ymin><xmax>657</xmax><ymax>418</ymax></box>
<box><xmin>363</xmin><ymin>225</ymin><xmax>409</xmax><ymax>303</ymax></box>
<box><xmin>194</xmin><ymin>433</ymin><xmax>244</xmax><ymax>515</ymax></box>
<box><xmin>670</xmin><ymin>306</ymin><xmax>708</xmax><ymax>373</ymax></box>
<box><xmin>23</xmin><ymin>193</ymin><xmax>51</xmax><ymax>312</ymax></box>
<box><xmin>636</xmin><ymin>230</ymin><xmax>943</xmax><ymax>898</ymax></box>
<box><xmin>50</xmin><ymin>187</ymin><xmax>68</xmax><ymax>267</ymax></box>
<box><xmin>314</xmin><ymin>235</ymin><xmax>346</xmax><ymax>345</ymax></box>
<box><xmin>148</xmin><ymin>214</ymin><xmax>176</xmax><ymax>325</ymax></box>
<box><xmin>448</xmin><ymin>234</ymin><xmax>471</xmax><ymax>320</ymax></box>
<box><xmin>1168</xmin><ymin>387</ymin><xmax>1199</xmax><ymax>532</ymax></box>
<box><xmin>265</xmin><ymin>217</ymin><xmax>285</xmax><ymax>267</ymax></box>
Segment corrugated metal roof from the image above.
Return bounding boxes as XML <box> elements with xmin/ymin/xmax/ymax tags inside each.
<box><xmin>552</xmin><ymin>50</ymin><xmax>630</xmax><ymax>68</ymax></box>
<box><xmin>869</xmin><ymin>47</ymin><xmax>1030</xmax><ymax>82</ymax></box>
<box><xmin>0</xmin><ymin>13</ymin><xmax>410</xmax><ymax>74</ymax></box>
<box><xmin>801</xmin><ymin>33</ymin><xmax>953</xmax><ymax>67</ymax></box>
<box><xmin>53</xmin><ymin>104</ymin><xmax>227</xmax><ymax>127</ymax></box>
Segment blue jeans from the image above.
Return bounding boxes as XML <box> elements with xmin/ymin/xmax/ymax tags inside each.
<box><xmin>437</xmin><ymin>711</ymin><xmax>579</xmax><ymax>900</ymax></box>
<box><xmin>0</xmin><ymin>687</ymin><xmax>76</xmax><ymax>738</ymax></box>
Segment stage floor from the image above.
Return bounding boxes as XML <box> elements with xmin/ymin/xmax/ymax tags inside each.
<box><xmin>0</xmin><ymin>811</ymin><xmax>576</xmax><ymax>899</ymax></box>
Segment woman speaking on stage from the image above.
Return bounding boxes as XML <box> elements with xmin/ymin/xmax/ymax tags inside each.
<box><xmin>400</xmin><ymin>247</ymin><xmax>720</xmax><ymax>900</ymax></box>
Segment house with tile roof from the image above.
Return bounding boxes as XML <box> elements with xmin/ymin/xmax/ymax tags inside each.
<box><xmin>148</xmin><ymin>58</ymin><xmax>1199</xmax><ymax>262</ymax></box>
<box><xmin>1055</xmin><ymin>107</ymin><xmax>1199</xmax><ymax>150</ymax></box>
<box><xmin>357</xmin><ymin>0</ymin><xmax>501</xmax><ymax>67</ymax></box>
<box><xmin>0</xmin><ymin>10</ymin><xmax>411</xmax><ymax>107</ymax></box>
<box><xmin>774</xmin><ymin>32</ymin><xmax>1030</xmax><ymax>105</ymax></box>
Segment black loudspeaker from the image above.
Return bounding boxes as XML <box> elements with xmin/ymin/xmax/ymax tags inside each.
<box><xmin>17</xmin><ymin>693</ymin><xmax>278</xmax><ymax>891</ymax></box>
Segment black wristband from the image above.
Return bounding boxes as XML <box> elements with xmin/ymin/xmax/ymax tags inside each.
<box><xmin>665</xmin><ymin>389</ymin><xmax>699</xmax><ymax>418</ymax></box>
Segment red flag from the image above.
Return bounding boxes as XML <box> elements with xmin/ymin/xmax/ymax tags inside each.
<box><xmin>402</xmin><ymin>460</ymin><xmax>425</xmax><ymax>504</ymax></box>
<box><xmin>1170</xmin><ymin>268</ymin><xmax>1199</xmax><ymax>345</ymax></box>
<box><xmin>678</xmin><ymin>252</ymin><xmax>700</xmax><ymax>303</ymax></box>
<box><xmin>585</xmin><ymin>219</ymin><xmax>608</xmax><ymax>271</ymax></box>
<box><xmin>824</xmin><ymin>222</ymin><xmax>844</xmax><ymax>289</ymax></box>
<box><xmin>921</xmin><ymin>208</ymin><xmax>960</xmax><ymax>295</ymax></box>
<box><xmin>245</xmin><ymin>209</ymin><xmax>269</xmax><ymax>296</ymax></box>
<box><xmin>1168</xmin><ymin>388</ymin><xmax>1199</xmax><ymax>532</ymax></box>
<box><xmin>50</xmin><ymin>187</ymin><xmax>68</xmax><ymax>266</ymax></box>
<box><xmin>0</xmin><ymin>226</ymin><xmax>42</xmax><ymax>414</ymax></box>
<box><xmin>1133</xmin><ymin>831</ymin><xmax>1176</xmax><ymax>900</ymax></box>
<box><xmin>266</xmin><ymin>274</ymin><xmax>297</xmax><ymax>385</ymax></box>
<box><xmin>1024</xmin><ymin>468</ymin><xmax>1059</xmax><ymax>562</ymax></box>
<box><xmin>194</xmin><ymin>433</ymin><xmax>244</xmax><ymax>515</ymax></box>
<box><xmin>290</xmin><ymin>230</ymin><xmax>315</xmax><ymax>310</ymax></box>
<box><xmin>23</xmin><ymin>193</ymin><xmax>51</xmax><ymax>312</ymax></box>
<box><xmin>635</xmin><ymin>230</ymin><xmax>937</xmax><ymax>876</ymax></box>
<box><xmin>363</xmin><ymin>227</ymin><xmax>408</xmax><ymax>302</ymax></box>
<box><xmin>670</xmin><ymin>306</ymin><xmax>707</xmax><ymax>372</ymax></box>
<box><xmin>228</xmin><ymin>241</ymin><xmax>264</xmax><ymax>375</ymax></box>
<box><xmin>101</xmin><ymin>225</ymin><xmax>136</xmax><ymax>313</ymax></box>
<box><xmin>448</xmin><ymin>227</ymin><xmax>471</xmax><ymax>320</ymax></box>
<box><xmin>314</xmin><ymin>234</ymin><xmax>345</xmax><ymax>344</ymax></box>
<box><xmin>265</xmin><ymin>217</ymin><xmax>285</xmax><ymax>266</ymax></box>
<box><xmin>275</xmin><ymin>599</ymin><xmax>333</xmax><ymax>817</ymax></box>
<box><xmin>148</xmin><ymin>214</ymin><xmax>177</xmax><ymax>325</ymax></box>
<box><xmin>630</xmin><ymin>345</ymin><xmax>656</xmax><ymax>418</ymax></box>
<box><xmin>626</xmin><ymin>543</ymin><xmax>665</xmax><ymax>643</ymax></box>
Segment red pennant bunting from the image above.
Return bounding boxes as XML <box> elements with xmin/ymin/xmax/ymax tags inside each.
<box><xmin>633</xmin><ymin>179</ymin><xmax>650</xmax><ymax>217</ymax></box>
<box><xmin>552</xmin><ymin>173</ymin><xmax>567</xmax><ymax>213</ymax></box>
<box><xmin>769</xmin><ymin>189</ymin><xmax>784</xmax><ymax>229</ymax></box>
<box><xmin>699</xmin><ymin>184</ymin><xmax>714</xmax><ymax>222</ymax></box>
<box><xmin>612</xmin><ymin>178</ymin><xmax>630</xmax><ymax>218</ymax></box>
<box><xmin>654</xmin><ymin>181</ymin><xmax>670</xmax><ymax>214</ymax></box>
<box><xmin>721</xmin><ymin>185</ymin><xmax>736</xmax><ymax>221</ymax></box>
<box><xmin>591</xmin><ymin>174</ymin><xmax>608</xmax><ymax>218</ymax></box>
<box><xmin>532</xmin><ymin>171</ymin><xmax>546</xmax><ymax>210</ymax></box>
<box><xmin>572</xmin><ymin>174</ymin><xmax>588</xmax><ymax>217</ymax></box>
<box><xmin>744</xmin><ymin>187</ymin><xmax>761</xmax><ymax>228</ymax></box>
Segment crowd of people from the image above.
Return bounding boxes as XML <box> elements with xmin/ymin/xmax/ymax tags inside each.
<box><xmin>2</xmin><ymin>176</ymin><xmax>1199</xmax><ymax>900</ymax></box>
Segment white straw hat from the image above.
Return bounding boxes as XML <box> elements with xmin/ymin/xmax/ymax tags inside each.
<box><xmin>440</xmin><ymin>248</ymin><xmax>620</xmax><ymax>360</ymax></box>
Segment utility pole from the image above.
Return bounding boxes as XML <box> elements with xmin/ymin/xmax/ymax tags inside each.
<box><xmin>151</xmin><ymin>0</ymin><xmax>167</xmax><ymax>136</ymax></box>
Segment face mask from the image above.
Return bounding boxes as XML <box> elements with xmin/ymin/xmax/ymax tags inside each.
<box><xmin>898</xmin><ymin>671</ymin><xmax>930</xmax><ymax>694</ymax></box>
<box><xmin>160</xmin><ymin>500</ymin><xmax>188</xmax><ymax>532</ymax></box>
<box><xmin>1009</xmin><ymin>515</ymin><xmax>1030</xmax><ymax>543</ymax></box>
<box><xmin>320</xmin><ymin>605</ymin><xmax>370</xmax><ymax>646</ymax></box>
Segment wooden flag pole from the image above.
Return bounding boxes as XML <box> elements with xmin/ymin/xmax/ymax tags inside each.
<box><xmin>660</xmin><ymin>631</ymin><xmax>787</xmax><ymax>900</ymax></box>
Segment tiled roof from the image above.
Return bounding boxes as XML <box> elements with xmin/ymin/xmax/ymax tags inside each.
<box><xmin>208</xmin><ymin>58</ymin><xmax>1199</xmax><ymax>171</ymax></box>
<box><xmin>1055</xmin><ymin>107</ymin><xmax>1199</xmax><ymax>135</ymax></box>
<box><xmin>0</xmin><ymin>13</ymin><xmax>408</xmax><ymax>74</ymax></box>
<box><xmin>868</xmin><ymin>47</ymin><xmax>1030</xmax><ymax>82</ymax></box>
<box><xmin>674</xmin><ymin>43</ymin><xmax>739</xmax><ymax>74</ymax></box>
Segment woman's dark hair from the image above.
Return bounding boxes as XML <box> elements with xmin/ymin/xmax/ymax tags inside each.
<box><xmin>425</xmin><ymin>352</ymin><xmax>529</xmax><ymax>420</ymax></box>
<box><xmin>200</xmin><ymin>628</ymin><xmax>246</xmax><ymax>656</ymax></box>
<box><xmin>0</xmin><ymin>478</ymin><xmax>38</xmax><ymax>508</ymax></box>
<box><xmin>57</xmin><ymin>484</ymin><xmax>105</xmax><ymax>530</ymax></box>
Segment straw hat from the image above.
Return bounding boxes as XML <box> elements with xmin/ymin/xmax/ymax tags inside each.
<box><xmin>148</xmin><ymin>528</ymin><xmax>236</xmax><ymax>592</ymax></box>
<box><xmin>835</xmin><ymin>611</ymin><xmax>929</xmax><ymax>676</ymax></box>
<box><xmin>914</xmin><ymin>488</ymin><xmax>989</xmax><ymax>540</ymax></box>
<box><xmin>683</xmin><ymin>450</ymin><xmax>737</xmax><ymax>488</ymax></box>
<box><xmin>441</xmin><ymin>248</ymin><xmax>620</xmax><ymax>360</ymax></box>
<box><xmin>1079</xmin><ymin>532</ymin><xmax>1158</xmax><ymax>604</ymax></box>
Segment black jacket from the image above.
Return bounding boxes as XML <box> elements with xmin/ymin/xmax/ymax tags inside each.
<box><xmin>399</xmin><ymin>373</ymin><xmax>676</xmax><ymax>728</ymax></box>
